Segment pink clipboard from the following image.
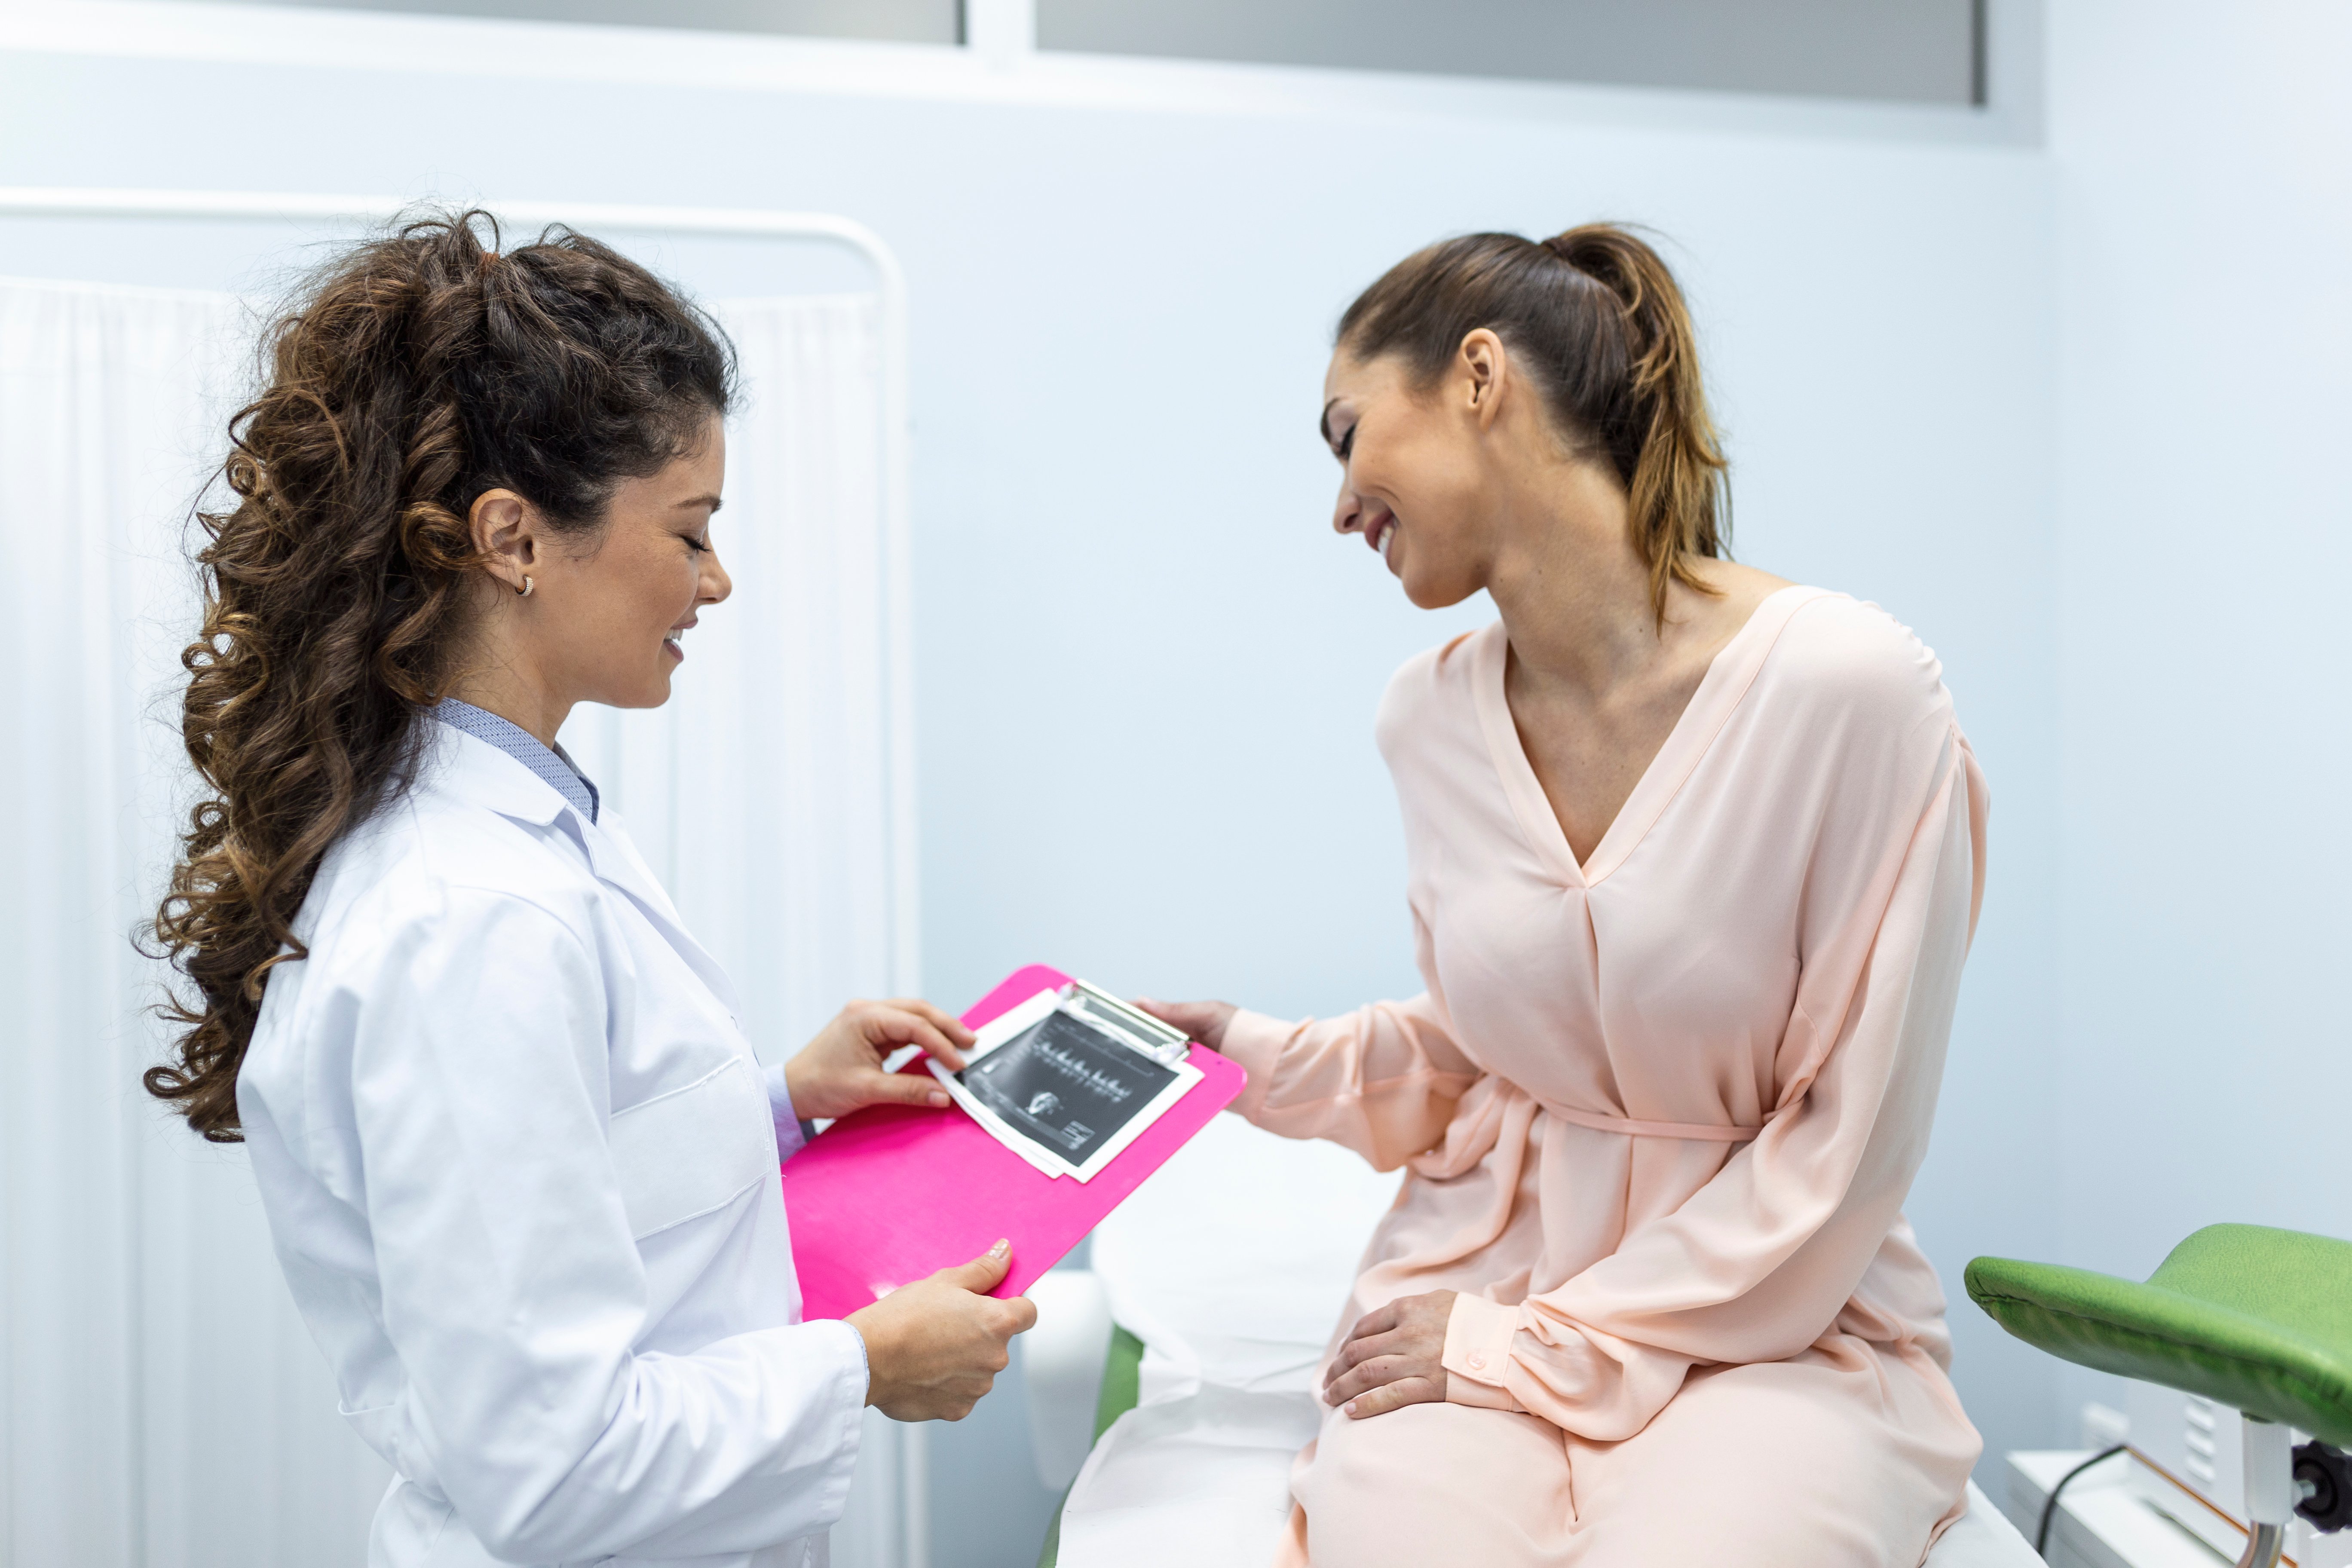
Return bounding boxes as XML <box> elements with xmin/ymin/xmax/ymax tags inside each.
<box><xmin>781</xmin><ymin>964</ymin><xmax>1246</xmax><ymax>1318</ymax></box>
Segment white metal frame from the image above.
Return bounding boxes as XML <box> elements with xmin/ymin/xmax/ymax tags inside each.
<box><xmin>0</xmin><ymin>185</ymin><xmax>922</xmax><ymax>1007</ymax></box>
<box><xmin>0</xmin><ymin>183</ymin><xmax>930</xmax><ymax>1567</ymax></box>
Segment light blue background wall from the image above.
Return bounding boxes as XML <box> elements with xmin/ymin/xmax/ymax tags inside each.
<box><xmin>2046</xmin><ymin>0</ymin><xmax>2352</xmax><ymax>1423</ymax></box>
<box><xmin>0</xmin><ymin>9</ymin><xmax>2076</xmax><ymax>1563</ymax></box>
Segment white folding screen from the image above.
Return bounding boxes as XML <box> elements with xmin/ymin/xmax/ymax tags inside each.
<box><xmin>0</xmin><ymin>276</ymin><xmax>913</xmax><ymax>1567</ymax></box>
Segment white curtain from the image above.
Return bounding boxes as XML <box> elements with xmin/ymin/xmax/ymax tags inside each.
<box><xmin>0</xmin><ymin>278</ymin><xmax>911</xmax><ymax>1567</ymax></box>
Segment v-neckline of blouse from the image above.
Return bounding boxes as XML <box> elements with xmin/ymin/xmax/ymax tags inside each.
<box><xmin>1470</xmin><ymin>584</ymin><xmax>1825</xmax><ymax>889</ymax></box>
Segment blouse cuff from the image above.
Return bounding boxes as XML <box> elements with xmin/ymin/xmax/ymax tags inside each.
<box><xmin>763</xmin><ymin>1062</ymin><xmax>810</xmax><ymax>1163</ymax></box>
<box><xmin>1442</xmin><ymin>1292</ymin><xmax>1525</xmax><ymax>1412</ymax></box>
<box><xmin>1219</xmin><ymin>1008</ymin><xmax>1299</xmax><ymax>1121</ymax></box>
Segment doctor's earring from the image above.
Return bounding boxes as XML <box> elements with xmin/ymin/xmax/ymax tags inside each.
<box><xmin>515</xmin><ymin>575</ymin><xmax>534</xmax><ymax>598</ymax></box>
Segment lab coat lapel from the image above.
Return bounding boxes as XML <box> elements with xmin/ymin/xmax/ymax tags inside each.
<box><xmin>577</xmin><ymin>815</ymin><xmax>746</xmax><ymax>1022</ymax></box>
<box><xmin>431</xmin><ymin>729</ymin><xmax>745</xmax><ymax>1021</ymax></box>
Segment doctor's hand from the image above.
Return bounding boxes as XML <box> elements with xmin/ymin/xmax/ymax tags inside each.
<box><xmin>1133</xmin><ymin>998</ymin><xmax>1237</xmax><ymax>1053</ymax></box>
<box><xmin>784</xmin><ymin>998</ymin><xmax>977</xmax><ymax>1121</ymax></box>
<box><xmin>848</xmin><ymin>1240</ymin><xmax>1037</xmax><ymax>1422</ymax></box>
<box><xmin>1323</xmin><ymin>1289</ymin><xmax>1458</xmax><ymax>1420</ymax></box>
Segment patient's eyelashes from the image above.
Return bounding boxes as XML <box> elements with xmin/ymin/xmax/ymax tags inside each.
<box><xmin>1324</xmin><ymin>415</ymin><xmax>1356</xmax><ymax>462</ymax></box>
<box><xmin>1320</xmin><ymin>398</ymin><xmax>1357</xmax><ymax>461</ymax></box>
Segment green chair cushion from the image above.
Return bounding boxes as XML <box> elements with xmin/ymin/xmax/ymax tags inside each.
<box><xmin>1967</xmin><ymin>1224</ymin><xmax>2352</xmax><ymax>1448</ymax></box>
<box><xmin>1037</xmin><ymin>1327</ymin><xmax>1146</xmax><ymax>1568</ymax></box>
<box><xmin>1094</xmin><ymin>1325</ymin><xmax>1145</xmax><ymax>1441</ymax></box>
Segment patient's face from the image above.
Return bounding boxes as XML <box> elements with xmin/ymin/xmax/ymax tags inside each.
<box><xmin>1320</xmin><ymin>348</ymin><xmax>1491</xmax><ymax>610</ymax></box>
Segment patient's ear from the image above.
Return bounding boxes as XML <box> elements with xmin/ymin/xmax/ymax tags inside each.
<box><xmin>1456</xmin><ymin>329</ymin><xmax>1510</xmax><ymax>432</ymax></box>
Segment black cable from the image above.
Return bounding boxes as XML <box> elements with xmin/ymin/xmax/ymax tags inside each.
<box><xmin>2037</xmin><ymin>1444</ymin><xmax>2128</xmax><ymax>1556</ymax></box>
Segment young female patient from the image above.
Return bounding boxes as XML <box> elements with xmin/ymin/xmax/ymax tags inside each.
<box><xmin>1142</xmin><ymin>226</ymin><xmax>1987</xmax><ymax>1567</ymax></box>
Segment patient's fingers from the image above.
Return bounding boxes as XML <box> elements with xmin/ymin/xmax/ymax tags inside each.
<box><xmin>1341</xmin><ymin>1301</ymin><xmax>1402</xmax><ymax>1345</ymax></box>
<box><xmin>1323</xmin><ymin>1351</ymin><xmax>1412</xmax><ymax>1404</ymax></box>
<box><xmin>1132</xmin><ymin>998</ymin><xmax>1237</xmax><ymax>1050</ymax></box>
<box><xmin>1324</xmin><ymin>1354</ymin><xmax>1441</xmax><ymax>1414</ymax></box>
<box><xmin>1323</xmin><ymin>1323</ymin><xmax>1407</xmax><ymax>1387</ymax></box>
<box><xmin>1341</xmin><ymin>1374</ymin><xmax>1445</xmax><ymax>1420</ymax></box>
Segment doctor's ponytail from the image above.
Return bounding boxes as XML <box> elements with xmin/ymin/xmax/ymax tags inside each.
<box><xmin>1336</xmin><ymin>223</ymin><xmax>1730</xmax><ymax>622</ymax></box>
<box><xmin>143</xmin><ymin>210</ymin><xmax>734</xmax><ymax>1141</ymax></box>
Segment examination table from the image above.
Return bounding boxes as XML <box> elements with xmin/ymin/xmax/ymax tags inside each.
<box><xmin>1021</xmin><ymin>1115</ymin><xmax>2041</xmax><ymax>1567</ymax></box>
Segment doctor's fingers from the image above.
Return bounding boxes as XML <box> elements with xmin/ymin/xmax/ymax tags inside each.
<box><xmin>878</xmin><ymin>997</ymin><xmax>977</xmax><ymax>1048</ymax></box>
<box><xmin>876</xmin><ymin>1372</ymin><xmax>997</xmax><ymax>1423</ymax></box>
<box><xmin>933</xmin><ymin>1369</ymin><xmax>1004</xmax><ymax>1421</ymax></box>
<box><xmin>853</xmin><ymin>1068</ymin><xmax>955</xmax><ymax>1111</ymax></box>
<box><xmin>854</xmin><ymin>1004</ymin><xmax>973</xmax><ymax>1071</ymax></box>
<box><xmin>995</xmin><ymin>1293</ymin><xmax>1039</xmax><ymax>1336</ymax></box>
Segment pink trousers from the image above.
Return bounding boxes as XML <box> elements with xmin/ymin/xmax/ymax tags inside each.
<box><xmin>1275</xmin><ymin>1336</ymin><xmax>1980</xmax><ymax>1568</ymax></box>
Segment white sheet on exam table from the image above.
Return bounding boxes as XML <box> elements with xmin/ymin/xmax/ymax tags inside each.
<box><xmin>1060</xmin><ymin>1112</ymin><xmax>2042</xmax><ymax>1568</ymax></box>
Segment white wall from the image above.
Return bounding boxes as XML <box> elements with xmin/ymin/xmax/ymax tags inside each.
<box><xmin>2046</xmin><ymin>0</ymin><xmax>2352</xmax><ymax>1422</ymax></box>
<box><xmin>0</xmin><ymin>7</ymin><xmax>2065</xmax><ymax>1563</ymax></box>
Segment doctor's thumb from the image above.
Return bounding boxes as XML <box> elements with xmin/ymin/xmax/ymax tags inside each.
<box><xmin>940</xmin><ymin>1238</ymin><xmax>1014</xmax><ymax>1295</ymax></box>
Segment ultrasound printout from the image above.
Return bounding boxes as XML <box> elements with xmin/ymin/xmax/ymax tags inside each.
<box><xmin>961</xmin><ymin>1011</ymin><xmax>1179</xmax><ymax>1169</ymax></box>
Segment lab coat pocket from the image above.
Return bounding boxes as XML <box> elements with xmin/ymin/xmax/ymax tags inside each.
<box><xmin>609</xmin><ymin>1055</ymin><xmax>774</xmax><ymax>1240</ymax></box>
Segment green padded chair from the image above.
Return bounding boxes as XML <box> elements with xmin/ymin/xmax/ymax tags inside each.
<box><xmin>1968</xmin><ymin>1223</ymin><xmax>2352</xmax><ymax>1568</ymax></box>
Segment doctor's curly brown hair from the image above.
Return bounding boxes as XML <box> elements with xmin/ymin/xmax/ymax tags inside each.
<box><xmin>143</xmin><ymin>210</ymin><xmax>734</xmax><ymax>1140</ymax></box>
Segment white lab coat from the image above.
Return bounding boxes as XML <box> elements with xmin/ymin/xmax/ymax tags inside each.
<box><xmin>239</xmin><ymin>724</ymin><xmax>867</xmax><ymax>1568</ymax></box>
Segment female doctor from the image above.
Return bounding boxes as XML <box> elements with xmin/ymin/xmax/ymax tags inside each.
<box><xmin>142</xmin><ymin>213</ymin><xmax>1033</xmax><ymax>1568</ymax></box>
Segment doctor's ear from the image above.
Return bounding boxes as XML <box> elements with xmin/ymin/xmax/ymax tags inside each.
<box><xmin>467</xmin><ymin>489</ymin><xmax>540</xmax><ymax>597</ymax></box>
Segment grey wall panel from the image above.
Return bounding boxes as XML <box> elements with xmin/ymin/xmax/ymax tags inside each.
<box><xmin>1038</xmin><ymin>0</ymin><xmax>1980</xmax><ymax>104</ymax></box>
<box><xmin>169</xmin><ymin>0</ymin><xmax>962</xmax><ymax>44</ymax></box>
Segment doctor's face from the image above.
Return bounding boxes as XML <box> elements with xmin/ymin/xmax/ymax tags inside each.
<box><xmin>548</xmin><ymin>418</ymin><xmax>733</xmax><ymax>710</ymax></box>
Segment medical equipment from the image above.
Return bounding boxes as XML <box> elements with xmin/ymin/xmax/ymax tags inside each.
<box><xmin>783</xmin><ymin>966</ymin><xmax>1243</xmax><ymax>1317</ymax></box>
<box><xmin>1970</xmin><ymin>1224</ymin><xmax>2352</xmax><ymax>1568</ymax></box>
<box><xmin>931</xmin><ymin>981</ymin><xmax>1202</xmax><ymax>1181</ymax></box>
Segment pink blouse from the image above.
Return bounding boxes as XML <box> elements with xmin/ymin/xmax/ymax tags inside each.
<box><xmin>1221</xmin><ymin>587</ymin><xmax>1987</xmax><ymax>1441</ymax></box>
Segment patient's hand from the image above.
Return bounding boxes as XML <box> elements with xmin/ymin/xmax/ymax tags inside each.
<box><xmin>1322</xmin><ymin>1290</ymin><xmax>1458</xmax><ymax>1419</ymax></box>
<box><xmin>1133</xmin><ymin>998</ymin><xmax>1237</xmax><ymax>1052</ymax></box>
<box><xmin>784</xmin><ymin>998</ymin><xmax>977</xmax><ymax>1121</ymax></box>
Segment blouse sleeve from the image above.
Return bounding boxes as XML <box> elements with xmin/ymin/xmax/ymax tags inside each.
<box><xmin>1219</xmin><ymin>906</ymin><xmax>1485</xmax><ymax>1171</ymax></box>
<box><xmin>1440</xmin><ymin>726</ymin><xmax>1988</xmax><ymax>1442</ymax></box>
